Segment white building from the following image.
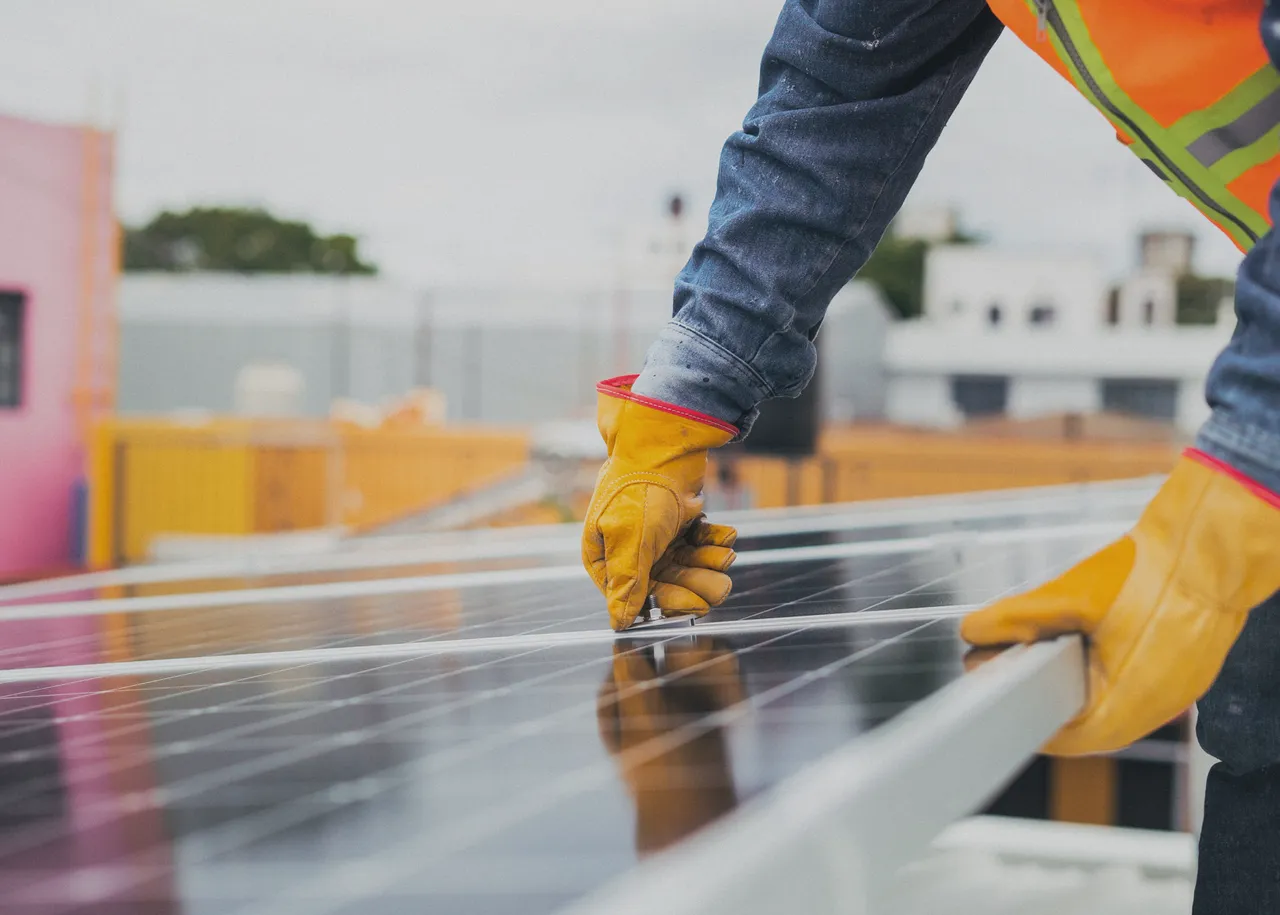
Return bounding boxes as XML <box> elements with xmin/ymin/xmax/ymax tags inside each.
<box><xmin>922</xmin><ymin>246</ymin><xmax>1108</xmax><ymax>336</ymax></box>
<box><xmin>885</xmin><ymin>245</ymin><xmax>1235</xmax><ymax>435</ymax></box>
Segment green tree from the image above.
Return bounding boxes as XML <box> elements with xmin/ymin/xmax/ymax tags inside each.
<box><xmin>123</xmin><ymin>207</ymin><xmax>377</xmax><ymax>275</ymax></box>
<box><xmin>856</xmin><ymin>224</ymin><xmax>979</xmax><ymax>319</ymax></box>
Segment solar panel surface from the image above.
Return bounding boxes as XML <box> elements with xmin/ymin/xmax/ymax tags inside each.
<box><xmin>0</xmin><ymin>482</ymin><xmax>1148</xmax><ymax>914</ymax></box>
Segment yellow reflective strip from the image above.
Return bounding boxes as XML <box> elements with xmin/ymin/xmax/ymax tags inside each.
<box><xmin>1187</xmin><ymin>84</ymin><xmax>1280</xmax><ymax>169</ymax></box>
<box><xmin>1209</xmin><ymin>123</ymin><xmax>1280</xmax><ymax>185</ymax></box>
<box><xmin>1170</xmin><ymin>66</ymin><xmax>1280</xmax><ymax>145</ymax></box>
<box><xmin>1189</xmin><ymin>100</ymin><xmax>1280</xmax><ymax>168</ymax></box>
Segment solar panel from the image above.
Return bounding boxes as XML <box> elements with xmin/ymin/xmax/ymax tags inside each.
<box><xmin>0</xmin><ymin>481</ymin><xmax>1143</xmax><ymax>914</ymax></box>
<box><xmin>0</xmin><ymin>528</ymin><xmax>1106</xmax><ymax>676</ymax></box>
<box><xmin>0</xmin><ymin>620</ymin><xmax>961</xmax><ymax>914</ymax></box>
<box><xmin>0</xmin><ymin>477</ymin><xmax>1155</xmax><ymax>607</ymax></box>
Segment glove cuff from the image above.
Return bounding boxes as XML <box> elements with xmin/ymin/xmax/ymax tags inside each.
<box><xmin>597</xmin><ymin>375</ymin><xmax>739</xmax><ymax>436</ymax></box>
<box><xmin>1184</xmin><ymin>447</ymin><xmax>1280</xmax><ymax>511</ymax></box>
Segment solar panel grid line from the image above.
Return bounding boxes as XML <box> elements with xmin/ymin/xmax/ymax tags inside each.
<box><xmin>0</xmin><ymin>573</ymin><xmax>601</xmax><ymax>676</ymax></box>
<box><xmin>0</xmin><ymin>660</ymin><xmax>339</xmax><ymax>735</ymax></box>
<box><xmin>675</xmin><ymin>531</ymin><xmax>1078</xmax><ymax>621</ymax></box>
<box><xmin>0</xmin><ymin>628</ymin><xmax>114</xmax><ymax>668</ymax></box>
<box><xmin>0</xmin><ymin>510</ymin><xmax>1113</xmax><ymax>696</ymax></box>
<box><xmin>0</xmin><ymin>587</ymin><xmax>572</xmax><ymax>673</ymax></box>
<box><xmin>0</xmin><ymin>546</ymin><xmax>874</xmax><ymax>695</ymax></box>
<box><xmin>0</xmin><ymin>691</ymin><xmax>912</xmax><ymax>767</ymax></box>
<box><xmin>0</xmin><ymin>519</ymin><xmax>1127</xmax><ymax>624</ymax></box>
<box><xmin>0</xmin><ymin>551</ymin><xmax>888</xmax><ymax>838</ymax></box>
<box><xmin>0</xmin><ymin>605</ymin><xmax>969</xmax><ymax>684</ymax></box>
<box><xmin>0</xmin><ymin>551</ymin><xmax>903</xmax><ymax>685</ymax></box>
<box><xmin>0</xmin><ymin>573</ymin><xmax>707</xmax><ymax>759</ymax></box>
<box><xmin>0</xmin><ymin>541</ymin><xmax>881</xmax><ymax>678</ymax></box>
<box><xmin>4</xmin><ymin>620</ymin><xmax>932</xmax><ymax>910</ymax></box>
<box><xmin>0</xmin><ymin>520</ymin><xmax>1100</xmax><ymax>682</ymax></box>
<box><xmin>223</xmin><ymin>620</ymin><xmax>943</xmax><ymax>915</ymax></box>
<box><xmin>0</xmin><ymin>564</ymin><xmax>584</xmax><ymax>622</ymax></box>
<box><xmin>0</xmin><ymin>638</ymin><xmax>609</xmax><ymax>875</ymax></box>
<box><xmin>560</xmin><ymin>636</ymin><xmax>1086</xmax><ymax>915</ymax></box>
<box><xmin>97</xmin><ymin>588</ymin><xmax>599</xmax><ymax>665</ymax></box>
<box><xmin>0</xmin><ymin>478</ymin><xmax>1157</xmax><ymax>605</ymax></box>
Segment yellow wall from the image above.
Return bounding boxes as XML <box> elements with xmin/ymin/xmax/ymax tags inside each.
<box><xmin>721</xmin><ymin>426</ymin><xmax>1181</xmax><ymax>509</ymax></box>
<box><xmin>89</xmin><ymin>418</ymin><xmax>529</xmax><ymax>566</ymax></box>
<box><xmin>339</xmin><ymin>426</ymin><xmax>528</xmax><ymax>529</ymax></box>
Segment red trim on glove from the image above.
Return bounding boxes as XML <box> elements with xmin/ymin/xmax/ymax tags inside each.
<box><xmin>597</xmin><ymin>375</ymin><xmax>740</xmax><ymax>436</ymax></box>
<box><xmin>1185</xmin><ymin>448</ymin><xmax>1280</xmax><ymax>511</ymax></box>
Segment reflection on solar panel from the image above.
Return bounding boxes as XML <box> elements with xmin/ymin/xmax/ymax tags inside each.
<box><xmin>0</xmin><ymin>482</ymin><xmax>1139</xmax><ymax>914</ymax></box>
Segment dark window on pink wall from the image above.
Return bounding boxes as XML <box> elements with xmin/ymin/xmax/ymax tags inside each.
<box><xmin>0</xmin><ymin>292</ymin><xmax>24</xmax><ymax>408</ymax></box>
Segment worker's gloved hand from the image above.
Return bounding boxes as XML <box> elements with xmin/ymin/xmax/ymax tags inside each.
<box><xmin>596</xmin><ymin>639</ymin><xmax>742</xmax><ymax>855</ymax></box>
<box><xmin>583</xmin><ymin>375</ymin><xmax>739</xmax><ymax>631</ymax></box>
<box><xmin>962</xmin><ymin>450</ymin><xmax>1280</xmax><ymax>756</ymax></box>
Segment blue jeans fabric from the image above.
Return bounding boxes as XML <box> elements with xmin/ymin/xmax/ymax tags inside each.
<box><xmin>1196</xmin><ymin>1</ymin><xmax>1280</xmax><ymax>495</ymax></box>
<box><xmin>631</xmin><ymin>1</ymin><xmax>1280</xmax><ymax>909</ymax></box>
<box><xmin>632</xmin><ymin>0</ymin><xmax>1280</xmax><ymax>500</ymax></box>
<box><xmin>632</xmin><ymin>0</ymin><xmax>1003</xmax><ymax>433</ymax></box>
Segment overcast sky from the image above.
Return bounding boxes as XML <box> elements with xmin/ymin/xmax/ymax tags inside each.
<box><xmin>3</xmin><ymin>0</ymin><xmax>1245</xmax><ymax>287</ymax></box>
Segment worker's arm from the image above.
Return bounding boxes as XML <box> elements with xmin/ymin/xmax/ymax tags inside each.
<box><xmin>584</xmin><ymin>0</ymin><xmax>1003</xmax><ymax>630</ymax></box>
<box><xmin>631</xmin><ymin>0</ymin><xmax>1004</xmax><ymax>432</ymax></box>
<box><xmin>961</xmin><ymin>3</ymin><xmax>1280</xmax><ymax>758</ymax></box>
<box><xmin>1199</xmin><ymin>2</ymin><xmax>1280</xmax><ymax>500</ymax></box>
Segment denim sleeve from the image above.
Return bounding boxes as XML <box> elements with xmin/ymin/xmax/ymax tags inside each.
<box><xmin>631</xmin><ymin>0</ymin><xmax>1004</xmax><ymax>433</ymax></box>
<box><xmin>1197</xmin><ymin>4</ymin><xmax>1280</xmax><ymax>495</ymax></box>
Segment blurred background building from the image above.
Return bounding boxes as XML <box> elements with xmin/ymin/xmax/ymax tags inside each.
<box><xmin>885</xmin><ymin>231</ymin><xmax>1234</xmax><ymax>435</ymax></box>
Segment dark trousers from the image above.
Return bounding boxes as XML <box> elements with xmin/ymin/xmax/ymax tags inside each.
<box><xmin>1194</xmin><ymin>594</ymin><xmax>1280</xmax><ymax>913</ymax></box>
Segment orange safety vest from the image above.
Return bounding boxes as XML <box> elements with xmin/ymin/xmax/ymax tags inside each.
<box><xmin>986</xmin><ymin>0</ymin><xmax>1280</xmax><ymax>251</ymax></box>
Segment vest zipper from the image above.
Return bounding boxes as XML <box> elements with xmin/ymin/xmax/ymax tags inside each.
<box><xmin>1040</xmin><ymin>1</ymin><xmax>1258</xmax><ymax>244</ymax></box>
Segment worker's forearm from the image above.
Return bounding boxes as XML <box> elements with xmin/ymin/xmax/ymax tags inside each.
<box><xmin>1200</xmin><ymin>229</ymin><xmax>1280</xmax><ymax>496</ymax></box>
<box><xmin>1199</xmin><ymin>0</ymin><xmax>1280</xmax><ymax>496</ymax></box>
<box><xmin>632</xmin><ymin>0</ymin><xmax>1003</xmax><ymax>433</ymax></box>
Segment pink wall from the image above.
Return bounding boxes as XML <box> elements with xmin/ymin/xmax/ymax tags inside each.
<box><xmin>0</xmin><ymin>115</ymin><xmax>115</xmax><ymax>578</ymax></box>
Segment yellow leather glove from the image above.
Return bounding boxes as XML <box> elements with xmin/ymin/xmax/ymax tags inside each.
<box><xmin>583</xmin><ymin>375</ymin><xmax>740</xmax><ymax>631</ymax></box>
<box><xmin>962</xmin><ymin>450</ymin><xmax>1280</xmax><ymax>756</ymax></box>
<box><xmin>596</xmin><ymin>639</ymin><xmax>742</xmax><ymax>855</ymax></box>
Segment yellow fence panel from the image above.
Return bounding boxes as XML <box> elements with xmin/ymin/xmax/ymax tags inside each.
<box><xmin>715</xmin><ymin>426</ymin><xmax>1181</xmax><ymax>510</ymax></box>
<box><xmin>253</xmin><ymin>444</ymin><xmax>334</xmax><ymax>533</ymax></box>
<box><xmin>338</xmin><ymin>426</ymin><xmax>529</xmax><ymax>530</ymax></box>
<box><xmin>110</xmin><ymin>424</ymin><xmax>256</xmax><ymax>564</ymax></box>
<box><xmin>89</xmin><ymin>418</ymin><xmax>530</xmax><ymax>566</ymax></box>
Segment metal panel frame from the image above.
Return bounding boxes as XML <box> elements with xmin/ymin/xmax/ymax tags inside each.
<box><xmin>560</xmin><ymin>637</ymin><xmax>1085</xmax><ymax>915</ymax></box>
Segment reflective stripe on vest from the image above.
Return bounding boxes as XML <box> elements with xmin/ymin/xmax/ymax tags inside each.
<box><xmin>1007</xmin><ymin>0</ymin><xmax>1280</xmax><ymax>251</ymax></box>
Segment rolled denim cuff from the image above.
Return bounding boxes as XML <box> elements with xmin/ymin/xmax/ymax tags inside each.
<box><xmin>631</xmin><ymin>321</ymin><xmax>769</xmax><ymax>441</ymax></box>
<box><xmin>1195</xmin><ymin>411</ymin><xmax>1280</xmax><ymax>497</ymax></box>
